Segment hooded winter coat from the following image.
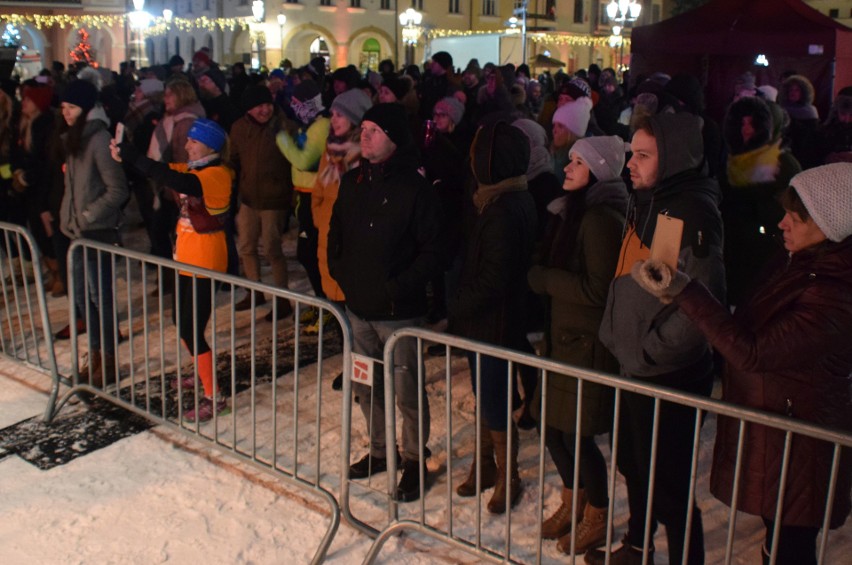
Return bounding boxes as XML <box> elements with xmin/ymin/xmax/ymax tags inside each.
<box><xmin>59</xmin><ymin>106</ymin><xmax>128</xmax><ymax>239</ymax></box>
<box><xmin>599</xmin><ymin>113</ymin><xmax>725</xmax><ymax>385</ymax></box>
<box><xmin>528</xmin><ymin>179</ymin><xmax>626</xmax><ymax>434</ymax></box>
<box><xmin>779</xmin><ymin>75</ymin><xmax>820</xmax><ymax>169</ymax></box>
<box><xmin>721</xmin><ymin>96</ymin><xmax>801</xmax><ymax>306</ymax></box>
<box><xmin>448</xmin><ymin>122</ymin><xmax>537</xmax><ymax>347</ymax></box>
<box><xmin>327</xmin><ymin>143</ymin><xmax>442</xmax><ymax>321</ymax></box>
<box><xmin>674</xmin><ymin>238</ymin><xmax>852</xmax><ymax>530</ymax></box>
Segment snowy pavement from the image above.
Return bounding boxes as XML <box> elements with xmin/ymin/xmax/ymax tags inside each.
<box><xmin>0</xmin><ymin>219</ymin><xmax>850</xmax><ymax>564</ymax></box>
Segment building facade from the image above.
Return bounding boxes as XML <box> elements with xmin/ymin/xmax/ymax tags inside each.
<box><xmin>0</xmin><ymin>0</ymin><xmax>847</xmax><ymax>76</ymax></box>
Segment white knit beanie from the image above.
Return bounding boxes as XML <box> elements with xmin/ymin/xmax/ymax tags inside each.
<box><xmin>552</xmin><ymin>97</ymin><xmax>593</xmax><ymax>137</ymax></box>
<box><xmin>789</xmin><ymin>163</ymin><xmax>852</xmax><ymax>242</ymax></box>
<box><xmin>569</xmin><ymin>135</ymin><xmax>629</xmax><ymax>182</ymax></box>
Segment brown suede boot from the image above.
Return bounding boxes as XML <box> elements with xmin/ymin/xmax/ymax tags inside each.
<box><xmin>457</xmin><ymin>419</ymin><xmax>498</xmax><ymax>497</ymax></box>
<box><xmin>86</xmin><ymin>351</ymin><xmax>118</xmax><ymax>389</ymax></box>
<box><xmin>78</xmin><ymin>349</ymin><xmax>101</xmax><ymax>386</ymax></box>
<box><xmin>541</xmin><ymin>487</ymin><xmax>586</xmax><ymax>539</ymax></box>
<box><xmin>487</xmin><ymin>425</ymin><xmax>522</xmax><ymax>514</ymax></box>
<box><xmin>559</xmin><ymin>500</ymin><xmax>606</xmax><ymax>554</ymax></box>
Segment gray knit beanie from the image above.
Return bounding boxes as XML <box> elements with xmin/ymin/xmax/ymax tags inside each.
<box><xmin>434</xmin><ymin>96</ymin><xmax>464</xmax><ymax>125</ymax></box>
<box><xmin>569</xmin><ymin>135</ymin><xmax>629</xmax><ymax>182</ymax></box>
<box><xmin>789</xmin><ymin>163</ymin><xmax>852</xmax><ymax>242</ymax></box>
<box><xmin>331</xmin><ymin>88</ymin><xmax>373</xmax><ymax>126</ymax></box>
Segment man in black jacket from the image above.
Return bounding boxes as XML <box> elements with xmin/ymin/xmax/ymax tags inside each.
<box><xmin>589</xmin><ymin>113</ymin><xmax>725</xmax><ymax>565</ymax></box>
<box><xmin>328</xmin><ymin>103</ymin><xmax>442</xmax><ymax>503</ymax></box>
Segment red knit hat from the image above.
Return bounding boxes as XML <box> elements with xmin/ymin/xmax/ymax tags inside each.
<box><xmin>23</xmin><ymin>84</ymin><xmax>53</xmax><ymax>113</ymax></box>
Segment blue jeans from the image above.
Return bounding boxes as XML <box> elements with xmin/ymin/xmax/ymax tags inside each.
<box><xmin>72</xmin><ymin>230</ymin><xmax>119</xmax><ymax>355</ymax></box>
<box><xmin>465</xmin><ymin>352</ymin><xmax>517</xmax><ymax>432</ymax></box>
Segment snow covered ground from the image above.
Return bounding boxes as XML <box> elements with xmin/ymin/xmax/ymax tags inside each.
<box><xmin>0</xmin><ymin>218</ymin><xmax>850</xmax><ymax>564</ymax></box>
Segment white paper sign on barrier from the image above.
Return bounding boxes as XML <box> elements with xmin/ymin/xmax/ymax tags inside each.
<box><xmin>351</xmin><ymin>352</ymin><xmax>376</xmax><ymax>387</ymax></box>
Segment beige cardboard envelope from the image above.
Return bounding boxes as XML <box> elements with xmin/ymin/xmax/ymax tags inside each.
<box><xmin>650</xmin><ymin>214</ymin><xmax>684</xmax><ymax>273</ymax></box>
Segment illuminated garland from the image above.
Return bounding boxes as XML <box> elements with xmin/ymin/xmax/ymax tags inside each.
<box><xmin>530</xmin><ymin>33</ymin><xmax>630</xmax><ymax>48</ymax></box>
<box><xmin>427</xmin><ymin>29</ymin><xmax>506</xmax><ymax>39</ymax></box>
<box><xmin>428</xmin><ymin>27</ymin><xmax>627</xmax><ymax>48</ymax></box>
<box><xmin>0</xmin><ymin>13</ymin><xmax>249</xmax><ymax>33</ymax></box>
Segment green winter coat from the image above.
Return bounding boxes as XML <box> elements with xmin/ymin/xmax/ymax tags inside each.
<box><xmin>527</xmin><ymin>180</ymin><xmax>625</xmax><ymax>435</ymax></box>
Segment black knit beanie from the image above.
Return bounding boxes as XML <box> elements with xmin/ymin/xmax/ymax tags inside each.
<box><xmin>62</xmin><ymin>79</ymin><xmax>99</xmax><ymax>114</ymax></box>
<box><xmin>471</xmin><ymin>121</ymin><xmax>530</xmax><ymax>185</ymax></box>
<box><xmin>241</xmin><ymin>84</ymin><xmax>273</xmax><ymax>112</ymax></box>
<box><xmin>362</xmin><ymin>103</ymin><xmax>412</xmax><ymax>148</ymax></box>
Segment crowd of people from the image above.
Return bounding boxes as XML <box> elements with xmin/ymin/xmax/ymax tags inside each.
<box><xmin>0</xmin><ymin>48</ymin><xmax>850</xmax><ymax>564</ymax></box>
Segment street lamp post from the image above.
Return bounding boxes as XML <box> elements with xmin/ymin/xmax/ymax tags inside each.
<box><xmin>511</xmin><ymin>1</ymin><xmax>528</xmax><ymax>68</ymax></box>
<box><xmin>250</xmin><ymin>0</ymin><xmax>265</xmax><ymax>69</ymax></box>
<box><xmin>398</xmin><ymin>7</ymin><xmax>422</xmax><ymax>67</ymax></box>
<box><xmin>128</xmin><ymin>0</ymin><xmax>152</xmax><ymax>66</ymax></box>
<box><xmin>606</xmin><ymin>0</ymin><xmax>640</xmax><ymax>75</ymax></box>
<box><xmin>277</xmin><ymin>13</ymin><xmax>286</xmax><ymax>67</ymax></box>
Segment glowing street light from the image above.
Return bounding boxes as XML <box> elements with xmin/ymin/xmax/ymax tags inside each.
<box><xmin>398</xmin><ymin>7</ymin><xmax>422</xmax><ymax>66</ymax></box>
<box><xmin>606</xmin><ymin>0</ymin><xmax>640</xmax><ymax>75</ymax></box>
<box><xmin>252</xmin><ymin>0</ymin><xmax>265</xmax><ymax>23</ymax></box>
<box><xmin>606</xmin><ymin>0</ymin><xmax>641</xmax><ymax>23</ymax></box>
<box><xmin>399</xmin><ymin>7</ymin><xmax>422</xmax><ymax>45</ymax></box>
<box><xmin>162</xmin><ymin>9</ymin><xmax>173</xmax><ymax>23</ymax></box>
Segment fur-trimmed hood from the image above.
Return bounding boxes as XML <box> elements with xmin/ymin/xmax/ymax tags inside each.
<box><xmin>724</xmin><ymin>96</ymin><xmax>773</xmax><ymax>155</ymax></box>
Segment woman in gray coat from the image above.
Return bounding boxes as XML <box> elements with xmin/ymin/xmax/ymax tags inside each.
<box><xmin>527</xmin><ymin>136</ymin><xmax>626</xmax><ymax>554</ymax></box>
<box><xmin>59</xmin><ymin>79</ymin><xmax>128</xmax><ymax>387</ymax></box>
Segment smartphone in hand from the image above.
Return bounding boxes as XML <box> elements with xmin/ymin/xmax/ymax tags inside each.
<box><xmin>115</xmin><ymin>122</ymin><xmax>125</xmax><ymax>144</ymax></box>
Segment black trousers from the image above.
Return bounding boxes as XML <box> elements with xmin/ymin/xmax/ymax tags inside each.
<box><xmin>617</xmin><ymin>370</ymin><xmax>713</xmax><ymax>565</ymax></box>
<box><xmin>172</xmin><ymin>275</ymin><xmax>213</xmax><ymax>356</ymax></box>
<box><xmin>295</xmin><ymin>192</ymin><xmax>324</xmax><ymax>299</ymax></box>
<box><xmin>762</xmin><ymin>519</ymin><xmax>819</xmax><ymax>565</ymax></box>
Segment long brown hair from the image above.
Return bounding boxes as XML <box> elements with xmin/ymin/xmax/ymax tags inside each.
<box><xmin>59</xmin><ymin>107</ymin><xmax>91</xmax><ymax>156</ymax></box>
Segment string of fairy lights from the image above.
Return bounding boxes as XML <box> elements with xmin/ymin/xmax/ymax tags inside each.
<box><xmin>0</xmin><ymin>13</ymin><xmax>249</xmax><ymax>34</ymax></box>
<box><xmin>0</xmin><ymin>13</ymin><xmax>621</xmax><ymax>47</ymax></box>
<box><xmin>426</xmin><ymin>28</ymin><xmax>627</xmax><ymax>48</ymax></box>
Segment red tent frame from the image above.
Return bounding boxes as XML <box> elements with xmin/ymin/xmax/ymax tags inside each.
<box><xmin>630</xmin><ymin>0</ymin><xmax>852</xmax><ymax>121</ymax></box>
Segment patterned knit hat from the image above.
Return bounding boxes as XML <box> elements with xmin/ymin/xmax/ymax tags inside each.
<box><xmin>789</xmin><ymin>163</ymin><xmax>852</xmax><ymax>242</ymax></box>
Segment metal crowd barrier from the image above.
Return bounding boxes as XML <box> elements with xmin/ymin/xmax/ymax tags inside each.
<box><xmin>0</xmin><ymin>222</ymin><xmax>62</xmax><ymax>421</ymax></box>
<box><xmin>57</xmin><ymin>238</ymin><xmax>352</xmax><ymax>564</ymax></box>
<box><xmin>359</xmin><ymin>327</ymin><xmax>852</xmax><ymax>565</ymax></box>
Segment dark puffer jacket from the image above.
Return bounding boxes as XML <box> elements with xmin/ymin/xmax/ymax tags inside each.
<box><xmin>674</xmin><ymin>237</ymin><xmax>852</xmax><ymax>529</ymax></box>
<box><xmin>328</xmin><ymin>143</ymin><xmax>442</xmax><ymax>321</ymax></box>
<box><xmin>448</xmin><ymin>121</ymin><xmax>537</xmax><ymax>347</ymax></box>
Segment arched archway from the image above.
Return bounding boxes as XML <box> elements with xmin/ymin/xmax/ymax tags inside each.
<box><xmin>281</xmin><ymin>24</ymin><xmax>338</xmax><ymax>70</ymax></box>
<box><xmin>348</xmin><ymin>27</ymin><xmax>394</xmax><ymax>73</ymax></box>
<box><xmin>6</xmin><ymin>23</ymin><xmax>47</xmax><ymax>79</ymax></box>
<box><xmin>229</xmin><ymin>29</ymin><xmax>252</xmax><ymax>66</ymax></box>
